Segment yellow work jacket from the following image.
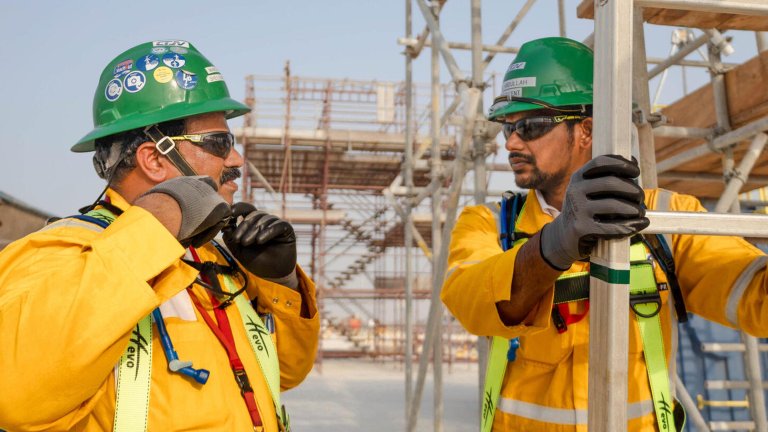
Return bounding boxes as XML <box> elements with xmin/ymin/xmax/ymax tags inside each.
<box><xmin>442</xmin><ymin>188</ymin><xmax>768</xmax><ymax>432</ymax></box>
<box><xmin>0</xmin><ymin>190</ymin><xmax>320</xmax><ymax>432</ymax></box>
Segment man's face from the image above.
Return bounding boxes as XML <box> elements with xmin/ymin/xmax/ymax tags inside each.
<box><xmin>174</xmin><ymin>112</ymin><xmax>243</xmax><ymax>204</ymax></box>
<box><xmin>503</xmin><ymin>110</ymin><xmax>577</xmax><ymax>192</ymax></box>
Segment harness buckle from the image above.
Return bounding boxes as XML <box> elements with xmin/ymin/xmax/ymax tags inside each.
<box><xmin>234</xmin><ymin>369</ymin><xmax>254</xmax><ymax>395</ymax></box>
<box><xmin>630</xmin><ymin>291</ymin><xmax>662</xmax><ymax>318</ymax></box>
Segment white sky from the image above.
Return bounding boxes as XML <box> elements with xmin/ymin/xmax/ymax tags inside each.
<box><xmin>0</xmin><ymin>0</ymin><xmax>760</xmax><ymax>216</ymax></box>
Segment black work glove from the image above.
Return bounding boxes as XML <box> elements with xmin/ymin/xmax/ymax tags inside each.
<box><xmin>540</xmin><ymin>155</ymin><xmax>649</xmax><ymax>270</ymax></box>
<box><xmin>223</xmin><ymin>202</ymin><xmax>297</xmax><ymax>279</ymax></box>
<box><xmin>144</xmin><ymin>176</ymin><xmax>231</xmax><ymax>248</ymax></box>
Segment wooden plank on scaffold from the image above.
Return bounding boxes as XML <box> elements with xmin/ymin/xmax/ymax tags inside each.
<box><xmin>589</xmin><ymin>1</ymin><xmax>633</xmax><ymax>431</ymax></box>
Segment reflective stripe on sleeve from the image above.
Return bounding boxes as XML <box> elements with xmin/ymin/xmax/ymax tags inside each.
<box><xmin>726</xmin><ymin>255</ymin><xmax>768</xmax><ymax>326</ymax></box>
<box><xmin>497</xmin><ymin>398</ymin><xmax>654</xmax><ymax>425</ymax></box>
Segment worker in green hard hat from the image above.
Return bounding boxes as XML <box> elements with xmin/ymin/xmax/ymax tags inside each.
<box><xmin>0</xmin><ymin>40</ymin><xmax>319</xmax><ymax>432</ymax></box>
<box><xmin>442</xmin><ymin>36</ymin><xmax>768</xmax><ymax>432</ymax></box>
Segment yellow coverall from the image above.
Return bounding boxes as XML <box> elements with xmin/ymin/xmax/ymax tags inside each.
<box><xmin>442</xmin><ymin>189</ymin><xmax>768</xmax><ymax>431</ymax></box>
<box><xmin>0</xmin><ymin>190</ymin><xmax>319</xmax><ymax>431</ymax></box>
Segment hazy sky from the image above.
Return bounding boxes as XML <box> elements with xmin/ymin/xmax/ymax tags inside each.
<box><xmin>0</xmin><ymin>1</ymin><xmax>759</xmax><ymax>216</ymax></box>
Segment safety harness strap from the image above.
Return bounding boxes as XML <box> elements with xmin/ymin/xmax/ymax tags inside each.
<box><xmin>229</xmin><ymin>278</ymin><xmax>289</xmax><ymax>431</ymax></box>
<box><xmin>113</xmin><ymin>316</ymin><xmax>153</xmax><ymax>432</ymax></box>
<box><xmin>629</xmin><ymin>245</ymin><xmax>677</xmax><ymax>431</ymax></box>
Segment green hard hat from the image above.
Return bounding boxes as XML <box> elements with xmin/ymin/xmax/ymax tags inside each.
<box><xmin>73</xmin><ymin>39</ymin><xmax>250</xmax><ymax>152</ymax></box>
<box><xmin>488</xmin><ymin>37</ymin><xmax>593</xmax><ymax>120</ymax></box>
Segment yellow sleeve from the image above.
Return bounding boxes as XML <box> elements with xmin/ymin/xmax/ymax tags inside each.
<box><xmin>661</xmin><ymin>192</ymin><xmax>768</xmax><ymax>336</ymax></box>
<box><xmin>0</xmin><ymin>207</ymin><xmax>196</xmax><ymax>431</ymax></box>
<box><xmin>441</xmin><ymin>205</ymin><xmax>552</xmax><ymax>339</ymax></box>
<box><xmin>247</xmin><ymin>265</ymin><xmax>319</xmax><ymax>391</ymax></box>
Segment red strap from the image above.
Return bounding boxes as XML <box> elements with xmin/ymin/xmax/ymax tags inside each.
<box><xmin>188</xmin><ymin>247</ymin><xmax>263</xmax><ymax>427</ymax></box>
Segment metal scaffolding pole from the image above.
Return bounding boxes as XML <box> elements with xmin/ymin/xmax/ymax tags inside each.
<box><xmin>632</xmin><ymin>5</ymin><xmax>658</xmax><ymax>188</ymax></box>
<box><xmin>589</xmin><ymin>2</ymin><xmax>633</xmax><ymax>431</ymax></box>
<box><xmin>429</xmin><ymin>3</ymin><xmax>444</xmax><ymax>430</ymax></box>
<box><xmin>403</xmin><ymin>0</ymin><xmax>415</xmax><ymax>423</ymax></box>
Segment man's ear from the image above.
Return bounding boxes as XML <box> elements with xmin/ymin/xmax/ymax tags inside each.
<box><xmin>134</xmin><ymin>142</ymin><xmax>170</xmax><ymax>183</ymax></box>
<box><xmin>577</xmin><ymin>117</ymin><xmax>593</xmax><ymax>149</ymax></box>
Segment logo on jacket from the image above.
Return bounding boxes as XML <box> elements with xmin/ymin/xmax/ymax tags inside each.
<box><xmin>126</xmin><ymin>324</ymin><xmax>149</xmax><ymax>380</ymax></box>
<box><xmin>245</xmin><ymin>316</ymin><xmax>271</xmax><ymax>357</ymax></box>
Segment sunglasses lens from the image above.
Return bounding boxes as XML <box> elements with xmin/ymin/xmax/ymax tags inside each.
<box><xmin>198</xmin><ymin>133</ymin><xmax>234</xmax><ymax>158</ymax></box>
<box><xmin>518</xmin><ymin>120</ymin><xmax>556</xmax><ymax>141</ymax></box>
<box><xmin>502</xmin><ymin>123</ymin><xmax>515</xmax><ymax>140</ymax></box>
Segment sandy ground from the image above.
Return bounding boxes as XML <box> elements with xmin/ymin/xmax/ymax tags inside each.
<box><xmin>282</xmin><ymin>359</ymin><xmax>479</xmax><ymax>431</ymax></box>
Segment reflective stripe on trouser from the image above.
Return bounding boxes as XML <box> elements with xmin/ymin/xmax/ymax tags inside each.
<box><xmin>497</xmin><ymin>398</ymin><xmax>654</xmax><ymax>425</ymax></box>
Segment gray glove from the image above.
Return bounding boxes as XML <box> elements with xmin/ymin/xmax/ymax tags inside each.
<box><xmin>223</xmin><ymin>202</ymin><xmax>297</xmax><ymax>279</ymax></box>
<box><xmin>540</xmin><ymin>155</ymin><xmax>649</xmax><ymax>270</ymax></box>
<box><xmin>145</xmin><ymin>176</ymin><xmax>232</xmax><ymax>248</ymax></box>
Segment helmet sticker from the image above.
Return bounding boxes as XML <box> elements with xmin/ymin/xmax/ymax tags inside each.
<box><xmin>105</xmin><ymin>78</ymin><xmax>123</xmax><ymax>102</ymax></box>
<box><xmin>162</xmin><ymin>53</ymin><xmax>186</xmax><ymax>69</ymax></box>
<box><xmin>153</xmin><ymin>66</ymin><xmax>174</xmax><ymax>84</ymax></box>
<box><xmin>151</xmin><ymin>47</ymin><xmax>168</xmax><ymax>55</ymax></box>
<box><xmin>205</xmin><ymin>66</ymin><xmax>219</xmax><ymax>74</ymax></box>
<box><xmin>175</xmin><ymin>70</ymin><xmax>198</xmax><ymax>90</ymax></box>
<box><xmin>113</xmin><ymin>59</ymin><xmax>133</xmax><ymax>76</ymax></box>
<box><xmin>136</xmin><ymin>54</ymin><xmax>159</xmax><ymax>72</ymax></box>
<box><xmin>124</xmin><ymin>71</ymin><xmax>146</xmax><ymax>93</ymax></box>
<box><xmin>503</xmin><ymin>77</ymin><xmax>536</xmax><ymax>90</ymax></box>
<box><xmin>207</xmin><ymin>74</ymin><xmax>224</xmax><ymax>83</ymax></box>
<box><xmin>152</xmin><ymin>40</ymin><xmax>190</xmax><ymax>48</ymax></box>
<box><xmin>170</xmin><ymin>46</ymin><xmax>188</xmax><ymax>54</ymax></box>
<box><xmin>508</xmin><ymin>62</ymin><xmax>526</xmax><ymax>71</ymax></box>
<box><xmin>504</xmin><ymin>88</ymin><xmax>523</xmax><ymax>97</ymax></box>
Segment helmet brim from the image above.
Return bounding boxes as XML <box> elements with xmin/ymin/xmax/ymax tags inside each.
<box><xmin>72</xmin><ymin>98</ymin><xmax>250</xmax><ymax>152</ymax></box>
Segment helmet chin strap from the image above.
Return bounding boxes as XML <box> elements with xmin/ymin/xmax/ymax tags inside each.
<box><xmin>143</xmin><ymin>125</ymin><xmax>199</xmax><ymax>176</ymax></box>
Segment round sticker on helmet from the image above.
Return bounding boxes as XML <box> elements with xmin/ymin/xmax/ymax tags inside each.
<box><xmin>175</xmin><ymin>70</ymin><xmax>197</xmax><ymax>90</ymax></box>
<box><xmin>105</xmin><ymin>78</ymin><xmax>123</xmax><ymax>102</ymax></box>
<box><xmin>136</xmin><ymin>54</ymin><xmax>159</xmax><ymax>72</ymax></box>
<box><xmin>153</xmin><ymin>66</ymin><xmax>173</xmax><ymax>84</ymax></box>
<box><xmin>124</xmin><ymin>71</ymin><xmax>146</xmax><ymax>93</ymax></box>
<box><xmin>162</xmin><ymin>53</ymin><xmax>186</xmax><ymax>69</ymax></box>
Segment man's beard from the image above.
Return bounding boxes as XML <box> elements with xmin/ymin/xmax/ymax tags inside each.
<box><xmin>220</xmin><ymin>167</ymin><xmax>241</xmax><ymax>184</ymax></box>
<box><xmin>509</xmin><ymin>134</ymin><xmax>573</xmax><ymax>191</ymax></box>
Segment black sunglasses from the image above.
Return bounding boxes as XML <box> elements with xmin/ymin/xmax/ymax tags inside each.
<box><xmin>501</xmin><ymin>115</ymin><xmax>586</xmax><ymax>142</ymax></box>
<box><xmin>168</xmin><ymin>132</ymin><xmax>236</xmax><ymax>158</ymax></box>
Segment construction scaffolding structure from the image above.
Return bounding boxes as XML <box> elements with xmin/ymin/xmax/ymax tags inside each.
<box><xmin>235</xmin><ymin>0</ymin><xmax>768</xmax><ymax>431</ymax></box>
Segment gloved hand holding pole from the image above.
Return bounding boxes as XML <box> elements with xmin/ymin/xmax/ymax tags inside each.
<box><xmin>539</xmin><ymin>155</ymin><xmax>650</xmax><ymax>271</ymax></box>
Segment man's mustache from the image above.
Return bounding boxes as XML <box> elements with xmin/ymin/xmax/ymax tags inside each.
<box><xmin>220</xmin><ymin>168</ymin><xmax>242</xmax><ymax>184</ymax></box>
<box><xmin>508</xmin><ymin>152</ymin><xmax>534</xmax><ymax>164</ymax></box>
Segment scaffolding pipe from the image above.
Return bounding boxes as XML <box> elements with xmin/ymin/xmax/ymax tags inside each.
<box><xmin>675</xmin><ymin>374</ymin><xmax>713</xmax><ymax>432</ymax></box>
<box><xmin>714</xmin><ymin>134</ymin><xmax>768</xmax><ymax>213</ymax></box>
<box><xmin>653</xmin><ymin>126</ymin><xmax>714</xmax><ymax>139</ymax></box>
<box><xmin>743</xmin><ymin>332</ymin><xmax>768</xmax><ymax>432</ymax></box>
<box><xmin>398</xmin><ymin>37</ymin><xmax>518</xmax><ymax>54</ymax></box>
<box><xmin>407</xmin><ymin>88</ymin><xmax>480</xmax><ymax>432</ymax></box>
<box><xmin>471</xmin><ymin>0</ymin><xmax>488</xmax><ymax>418</ymax></box>
<box><xmin>557</xmin><ymin>0</ymin><xmax>566</xmax><ymax>37</ymax></box>
<box><xmin>632</xmin><ymin>5</ymin><xmax>658</xmax><ymax>188</ymax></box>
<box><xmin>429</xmin><ymin>5</ymin><xmax>444</xmax><ymax>429</ymax></box>
<box><xmin>645</xmin><ymin>211</ymin><xmax>768</xmax><ymax>237</ymax></box>
<box><xmin>415</xmin><ymin>0</ymin><xmax>468</xmax><ymax>83</ymax></box>
<box><xmin>648</xmin><ymin>32</ymin><xmax>710</xmax><ymax>80</ymax></box>
<box><xmin>482</xmin><ymin>0</ymin><xmax>537</xmax><ymax>69</ymax></box>
<box><xmin>404</xmin><ymin>0</ymin><xmax>415</xmax><ymax>421</ymax></box>
<box><xmin>589</xmin><ymin>2</ymin><xmax>633</xmax><ymax>430</ymax></box>
<box><xmin>656</xmin><ymin>116</ymin><xmax>768</xmax><ymax>173</ymax></box>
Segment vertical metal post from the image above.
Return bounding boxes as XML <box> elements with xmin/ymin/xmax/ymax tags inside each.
<box><xmin>631</xmin><ymin>5</ymin><xmax>658</xmax><ymax>188</ymax></box>
<box><xmin>471</xmin><ymin>0</ymin><xmax>489</xmax><ymax>417</ymax></box>
<box><xmin>589</xmin><ymin>2</ymin><xmax>633</xmax><ymax>431</ymax></box>
<box><xmin>557</xmin><ymin>0</ymin><xmax>567</xmax><ymax>37</ymax></box>
<box><xmin>404</xmin><ymin>0</ymin><xmax>415</xmax><ymax>423</ymax></box>
<box><xmin>758</xmin><ymin>32</ymin><xmax>768</xmax><ymax>53</ymax></box>
<box><xmin>430</xmin><ymin>3</ymin><xmax>444</xmax><ymax>429</ymax></box>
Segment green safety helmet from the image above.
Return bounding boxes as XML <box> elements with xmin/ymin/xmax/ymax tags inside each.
<box><xmin>73</xmin><ymin>39</ymin><xmax>250</xmax><ymax>152</ymax></box>
<box><xmin>488</xmin><ymin>37</ymin><xmax>593</xmax><ymax>121</ymax></box>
